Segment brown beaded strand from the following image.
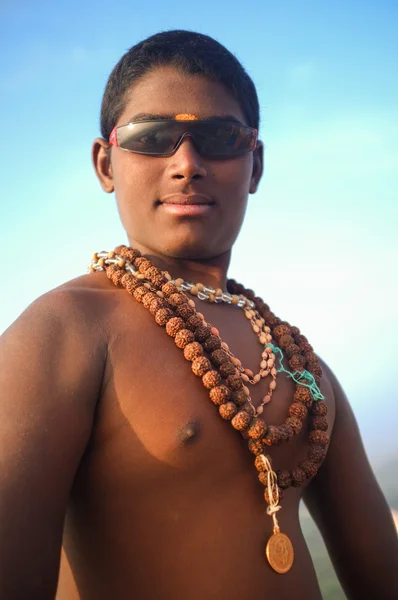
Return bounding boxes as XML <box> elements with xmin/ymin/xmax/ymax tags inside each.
<box><xmin>90</xmin><ymin>246</ymin><xmax>329</xmax><ymax>573</ymax></box>
<box><xmin>172</xmin><ymin>276</ymin><xmax>279</xmax><ymax>399</ymax></box>
<box><xmin>171</xmin><ymin>275</ymin><xmax>328</xmax><ymax>493</ymax></box>
<box><xmin>95</xmin><ymin>249</ymin><xmax>329</xmax><ymax>489</ymax></box>
<box><xmin>228</xmin><ymin>279</ymin><xmax>329</xmax><ymax>477</ymax></box>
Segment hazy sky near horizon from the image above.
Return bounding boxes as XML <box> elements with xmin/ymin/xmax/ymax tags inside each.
<box><xmin>1</xmin><ymin>1</ymin><xmax>397</xmax><ymax>461</ymax></box>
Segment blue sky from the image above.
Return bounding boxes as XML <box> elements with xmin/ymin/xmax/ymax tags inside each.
<box><xmin>1</xmin><ymin>0</ymin><xmax>397</xmax><ymax>462</ymax></box>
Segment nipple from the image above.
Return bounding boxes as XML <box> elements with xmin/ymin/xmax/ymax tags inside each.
<box><xmin>178</xmin><ymin>420</ymin><xmax>201</xmax><ymax>445</ymax></box>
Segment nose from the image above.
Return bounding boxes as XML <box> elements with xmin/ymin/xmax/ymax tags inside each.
<box><xmin>167</xmin><ymin>134</ymin><xmax>208</xmax><ymax>181</ymax></box>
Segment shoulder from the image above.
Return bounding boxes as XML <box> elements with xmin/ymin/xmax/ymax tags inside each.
<box><xmin>1</xmin><ymin>272</ymin><xmax>127</xmax><ymax>359</ymax></box>
<box><xmin>303</xmin><ymin>356</ymin><xmax>337</xmax><ymax>431</ymax></box>
<box><xmin>30</xmin><ymin>271</ymin><xmax>147</xmax><ymax>353</ymax></box>
<box><xmin>311</xmin><ymin>356</ymin><xmax>364</xmax><ymax>467</ymax></box>
<box><xmin>316</xmin><ymin>356</ymin><xmax>348</xmax><ymax>421</ymax></box>
<box><xmin>23</xmin><ymin>272</ymin><xmax>125</xmax><ymax>332</ymax></box>
<box><xmin>51</xmin><ymin>271</ymin><xmax>119</xmax><ymax>308</ymax></box>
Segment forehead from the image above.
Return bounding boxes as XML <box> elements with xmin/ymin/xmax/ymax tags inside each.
<box><xmin>118</xmin><ymin>66</ymin><xmax>247</xmax><ymax>125</ymax></box>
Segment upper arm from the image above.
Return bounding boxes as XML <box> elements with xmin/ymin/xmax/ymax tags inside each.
<box><xmin>0</xmin><ymin>290</ymin><xmax>106</xmax><ymax>599</ymax></box>
<box><xmin>304</xmin><ymin>361</ymin><xmax>398</xmax><ymax>599</ymax></box>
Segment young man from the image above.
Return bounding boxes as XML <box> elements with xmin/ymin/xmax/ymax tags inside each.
<box><xmin>1</xmin><ymin>30</ymin><xmax>397</xmax><ymax>600</ymax></box>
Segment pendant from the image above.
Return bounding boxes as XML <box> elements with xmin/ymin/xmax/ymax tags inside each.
<box><xmin>266</xmin><ymin>531</ymin><xmax>294</xmax><ymax>574</ymax></box>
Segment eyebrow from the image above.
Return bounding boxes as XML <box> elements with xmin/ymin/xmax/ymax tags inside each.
<box><xmin>127</xmin><ymin>112</ymin><xmax>244</xmax><ymax>125</ymax></box>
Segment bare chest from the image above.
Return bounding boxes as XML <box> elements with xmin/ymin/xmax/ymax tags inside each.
<box><xmin>61</xmin><ymin>293</ymin><xmax>330</xmax><ymax>600</ymax></box>
<box><xmin>78</xmin><ymin>298</ymin><xmax>333</xmax><ymax>491</ymax></box>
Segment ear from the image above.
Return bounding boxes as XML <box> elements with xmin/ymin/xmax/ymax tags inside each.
<box><xmin>92</xmin><ymin>138</ymin><xmax>114</xmax><ymax>193</ymax></box>
<box><xmin>249</xmin><ymin>140</ymin><xmax>264</xmax><ymax>194</ymax></box>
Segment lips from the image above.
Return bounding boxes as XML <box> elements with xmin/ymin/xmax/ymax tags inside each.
<box><xmin>159</xmin><ymin>193</ymin><xmax>215</xmax><ymax>217</ymax></box>
<box><xmin>160</xmin><ymin>193</ymin><xmax>215</xmax><ymax>206</ymax></box>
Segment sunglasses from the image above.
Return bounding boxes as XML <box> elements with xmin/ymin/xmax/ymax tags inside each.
<box><xmin>108</xmin><ymin>119</ymin><xmax>258</xmax><ymax>157</ymax></box>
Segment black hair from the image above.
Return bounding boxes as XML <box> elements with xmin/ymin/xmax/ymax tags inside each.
<box><xmin>100</xmin><ymin>30</ymin><xmax>260</xmax><ymax>140</ymax></box>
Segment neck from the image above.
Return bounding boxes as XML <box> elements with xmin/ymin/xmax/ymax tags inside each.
<box><xmin>127</xmin><ymin>241</ymin><xmax>231</xmax><ymax>291</ymax></box>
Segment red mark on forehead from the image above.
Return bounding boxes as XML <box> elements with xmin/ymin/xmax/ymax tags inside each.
<box><xmin>175</xmin><ymin>114</ymin><xmax>199</xmax><ymax>121</ymax></box>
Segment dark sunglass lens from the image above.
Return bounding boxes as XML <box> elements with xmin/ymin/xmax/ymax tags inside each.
<box><xmin>192</xmin><ymin>122</ymin><xmax>252</xmax><ymax>156</ymax></box>
<box><xmin>119</xmin><ymin>122</ymin><xmax>178</xmax><ymax>153</ymax></box>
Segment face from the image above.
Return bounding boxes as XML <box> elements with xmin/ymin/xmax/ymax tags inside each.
<box><xmin>93</xmin><ymin>66</ymin><xmax>263</xmax><ymax>261</ymax></box>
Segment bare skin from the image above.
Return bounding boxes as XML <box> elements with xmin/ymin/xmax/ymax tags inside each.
<box><xmin>55</xmin><ymin>271</ymin><xmax>329</xmax><ymax>600</ymax></box>
<box><xmin>1</xmin><ymin>66</ymin><xmax>397</xmax><ymax>600</ymax></box>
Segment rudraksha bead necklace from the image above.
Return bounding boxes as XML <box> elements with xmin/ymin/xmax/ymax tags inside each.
<box><xmin>170</xmin><ymin>278</ymin><xmax>281</xmax><ymax>414</ymax></box>
<box><xmin>191</xmin><ymin>307</ymin><xmax>279</xmax><ymax>415</ymax></box>
<box><xmin>172</xmin><ymin>277</ymin><xmax>276</xmax><ymax>381</ymax></box>
<box><xmin>90</xmin><ymin>245</ymin><xmax>329</xmax><ymax>574</ymax></box>
<box><xmin>189</xmin><ymin>318</ymin><xmax>278</xmax><ymax>416</ymax></box>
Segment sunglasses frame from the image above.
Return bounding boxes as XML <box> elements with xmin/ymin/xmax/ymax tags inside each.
<box><xmin>108</xmin><ymin>119</ymin><xmax>259</xmax><ymax>157</ymax></box>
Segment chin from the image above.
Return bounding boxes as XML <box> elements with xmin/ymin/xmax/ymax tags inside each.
<box><xmin>159</xmin><ymin>236</ymin><xmax>229</xmax><ymax>261</ymax></box>
<box><xmin>164</xmin><ymin>244</ymin><xmax>217</xmax><ymax>261</ymax></box>
<box><xmin>128</xmin><ymin>230</ymin><xmax>233</xmax><ymax>262</ymax></box>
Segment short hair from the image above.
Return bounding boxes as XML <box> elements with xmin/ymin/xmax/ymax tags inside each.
<box><xmin>100</xmin><ymin>30</ymin><xmax>260</xmax><ymax>140</ymax></box>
